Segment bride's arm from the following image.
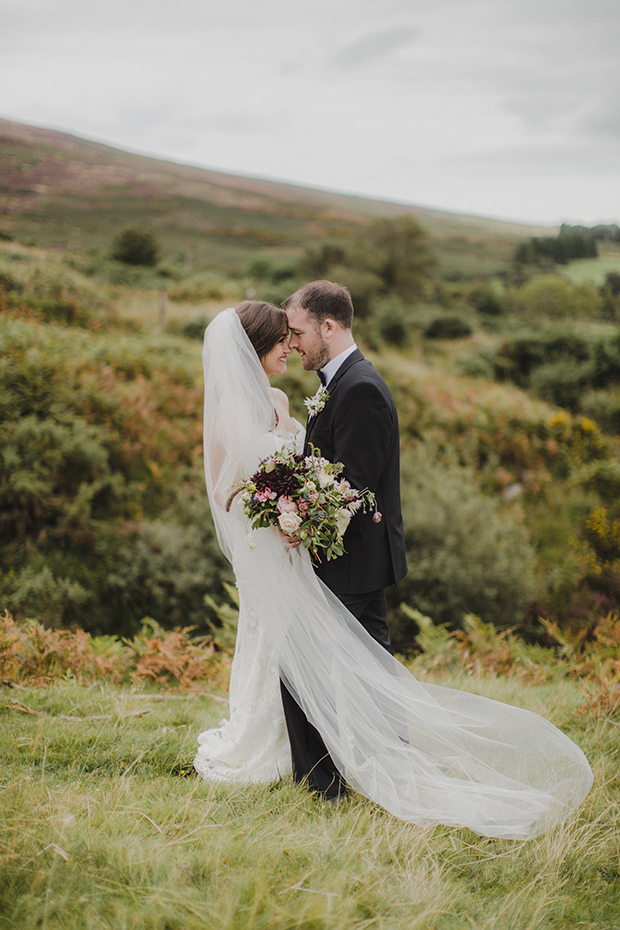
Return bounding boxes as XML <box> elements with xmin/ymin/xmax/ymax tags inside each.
<box><xmin>271</xmin><ymin>387</ymin><xmax>297</xmax><ymax>432</ymax></box>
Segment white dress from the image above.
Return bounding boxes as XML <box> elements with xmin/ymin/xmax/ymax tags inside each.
<box><xmin>194</xmin><ymin>422</ymin><xmax>304</xmax><ymax>785</ymax></box>
<box><xmin>195</xmin><ymin>308</ymin><xmax>593</xmax><ymax>840</ymax></box>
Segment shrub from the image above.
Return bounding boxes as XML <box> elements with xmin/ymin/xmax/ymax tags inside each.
<box><xmin>2</xmin><ymin>566</ymin><xmax>91</xmax><ymax>629</ymax></box>
<box><xmin>424</xmin><ymin>315</ymin><xmax>473</xmax><ymax>339</ymax></box>
<box><xmin>366</xmin><ymin>215</ymin><xmax>437</xmax><ymax>301</ymax></box>
<box><xmin>373</xmin><ymin>296</ymin><xmax>412</xmax><ymax>346</ymax></box>
<box><xmin>458</xmin><ymin>348</ymin><xmax>496</xmax><ymax>380</ymax></box>
<box><xmin>391</xmin><ymin>446</ymin><xmax>537</xmax><ymax>649</ymax></box>
<box><xmin>469</xmin><ymin>287</ymin><xmax>505</xmax><ymax>316</ymax></box>
<box><xmin>509</xmin><ymin>276</ymin><xmax>603</xmax><ymax>320</ymax></box>
<box><xmin>181</xmin><ymin>315</ymin><xmax>210</xmax><ymax>340</ymax></box>
<box><xmin>168</xmin><ymin>272</ymin><xmax>227</xmax><ymax>302</ymax></box>
<box><xmin>111</xmin><ymin>226</ymin><xmax>160</xmax><ymax>267</ymax></box>
<box><xmin>575</xmin><ymin>459</ymin><xmax>620</xmax><ymax>503</ymax></box>
<box><xmin>107</xmin><ymin>497</ymin><xmax>232</xmax><ymax>634</ymax></box>
<box><xmin>0</xmin><ymin>318</ymin><xmax>209</xmax><ymax>635</ymax></box>
<box><xmin>580</xmin><ymin>388</ymin><xmax>620</xmax><ymax>434</ymax></box>
<box><xmin>530</xmin><ymin>359</ymin><xmax>593</xmax><ymax>409</ymax></box>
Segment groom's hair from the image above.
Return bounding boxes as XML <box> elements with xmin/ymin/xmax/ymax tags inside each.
<box><xmin>282</xmin><ymin>280</ymin><xmax>354</xmax><ymax>330</ymax></box>
<box><xmin>236</xmin><ymin>301</ymin><xmax>288</xmax><ymax>359</ymax></box>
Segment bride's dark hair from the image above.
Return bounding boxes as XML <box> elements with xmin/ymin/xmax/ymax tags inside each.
<box><xmin>236</xmin><ymin>301</ymin><xmax>288</xmax><ymax>360</ymax></box>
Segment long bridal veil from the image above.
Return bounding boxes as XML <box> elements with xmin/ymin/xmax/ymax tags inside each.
<box><xmin>203</xmin><ymin>309</ymin><xmax>593</xmax><ymax>840</ymax></box>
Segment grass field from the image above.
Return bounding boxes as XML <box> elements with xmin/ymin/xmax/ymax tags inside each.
<box><xmin>1</xmin><ymin>671</ymin><xmax>617</xmax><ymax>930</ymax></box>
<box><xmin>562</xmin><ymin>246</ymin><xmax>620</xmax><ymax>285</ymax></box>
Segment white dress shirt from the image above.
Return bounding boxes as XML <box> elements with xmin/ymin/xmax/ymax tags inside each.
<box><xmin>320</xmin><ymin>344</ymin><xmax>358</xmax><ymax>387</ymax></box>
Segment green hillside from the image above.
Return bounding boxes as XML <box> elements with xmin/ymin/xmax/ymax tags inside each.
<box><xmin>2</xmin><ymin>117</ymin><xmax>620</xmax><ymax>646</ymax></box>
<box><xmin>0</xmin><ymin>118</ymin><xmax>546</xmax><ymax>281</ymax></box>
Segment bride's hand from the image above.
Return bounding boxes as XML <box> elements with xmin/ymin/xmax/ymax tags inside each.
<box><xmin>280</xmin><ymin>531</ymin><xmax>301</xmax><ymax>549</ymax></box>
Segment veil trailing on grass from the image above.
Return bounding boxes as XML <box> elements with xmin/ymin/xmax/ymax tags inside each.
<box><xmin>202</xmin><ymin>308</ymin><xmax>593</xmax><ymax>840</ymax></box>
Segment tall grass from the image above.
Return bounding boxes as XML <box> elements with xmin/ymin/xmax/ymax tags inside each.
<box><xmin>1</xmin><ymin>668</ymin><xmax>617</xmax><ymax>930</ymax></box>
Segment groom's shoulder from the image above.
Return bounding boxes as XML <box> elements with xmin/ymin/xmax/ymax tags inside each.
<box><xmin>339</xmin><ymin>356</ymin><xmax>396</xmax><ymax>407</ymax></box>
<box><xmin>345</xmin><ymin>354</ymin><xmax>391</xmax><ymax>390</ymax></box>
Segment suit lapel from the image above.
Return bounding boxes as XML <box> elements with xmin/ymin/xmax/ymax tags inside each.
<box><xmin>304</xmin><ymin>349</ymin><xmax>364</xmax><ymax>448</ymax></box>
<box><xmin>326</xmin><ymin>348</ymin><xmax>364</xmax><ymax>390</ymax></box>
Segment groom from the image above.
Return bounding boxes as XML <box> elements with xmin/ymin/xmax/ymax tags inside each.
<box><xmin>281</xmin><ymin>279</ymin><xmax>407</xmax><ymax>801</ymax></box>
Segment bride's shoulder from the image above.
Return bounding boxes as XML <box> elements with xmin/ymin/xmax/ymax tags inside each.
<box><xmin>271</xmin><ymin>387</ymin><xmax>291</xmax><ymax>416</ymax></box>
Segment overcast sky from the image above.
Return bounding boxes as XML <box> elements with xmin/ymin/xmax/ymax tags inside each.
<box><xmin>2</xmin><ymin>0</ymin><xmax>619</xmax><ymax>226</ymax></box>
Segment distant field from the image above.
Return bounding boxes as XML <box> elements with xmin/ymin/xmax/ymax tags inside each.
<box><xmin>562</xmin><ymin>245</ymin><xmax>620</xmax><ymax>284</ymax></box>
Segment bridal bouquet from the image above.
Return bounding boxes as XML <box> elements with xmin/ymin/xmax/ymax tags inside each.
<box><xmin>228</xmin><ymin>446</ymin><xmax>380</xmax><ymax>561</ymax></box>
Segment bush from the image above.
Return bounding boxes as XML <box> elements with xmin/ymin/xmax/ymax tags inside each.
<box><xmin>111</xmin><ymin>226</ymin><xmax>160</xmax><ymax>267</ymax></box>
<box><xmin>0</xmin><ymin>318</ymin><xmax>208</xmax><ymax>635</ymax></box>
<box><xmin>2</xmin><ymin>565</ymin><xmax>91</xmax><ymax>629</ymax></box>
<box><xmin>575</xmin><ymin>459</ymin><xmax>620</xmax><ymax>503</ymax></box>
<box><xmin>366</xmin><ymin>215</ymin><xmax>437</xmax><ymax>301</ymax></box>
<box><xmin>108</xmin><ymin>511</ymin><xmax>232</xmax><ymax>633</ymax></box>
<box><xmin>493</xmin><ymin>328</ymin><xmax>620</xmax><ymax>413</ymax></box>
<box><xmin>458</xmin><ymin>348</ymin><xmax>496</xmax><ymax>380</ymax></box>
<box><xmin>168</xmin><ymin>272</ymin><xmax>229</xmax><ymax>303</ymax></box>
<box><xmin>181</xmin><ymin>315</ymin><xmax>210</xmax><ymax>340</ymax></box>
<box><xmin>509</xmin><ymin>276</ymin><xmax>603</xmax><ymax>320</ymax></box>
<box><xmin>580</xmin><ymin>388</ymin><xmax>620</xmax><ymax>434</ymax></box>
<box><xmin>373</xmin><ymin>296</ymin><xmax>412</xmax><ymax>346</ymax></box>
<box><xmin>530</xmin><ymin>359</ymin><xmax>593</xmax><ymax>409</ymax></box>
<box><xmin>391</xmin><ymin>446</ymin><xmax>537</xmax><ymax>649</ymax></box>
<box><xmin>424</xmin><ymin>315</ymin><xmax>473</xmax><ymax>339</ymax></box>
<box><xmin>469</xmin><ymin>287</ymin><xmax>505</xmax><ymax>316</ymax></box>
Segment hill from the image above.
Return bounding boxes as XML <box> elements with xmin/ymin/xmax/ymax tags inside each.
<box><xmin>3</xmin><ymin>116</ymin><xmax>620</xmax><ymax>644</ymax></box>
<box><xmin>0</xmin><ymin>118</ymin><xmax>546</xmax><ymax>279</ymax></box>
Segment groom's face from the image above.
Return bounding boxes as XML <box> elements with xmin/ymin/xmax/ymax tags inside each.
<box><xmin>286</xmin><ymin>306</ymin><xmax>331</xmax><ymax>371</ymax></box>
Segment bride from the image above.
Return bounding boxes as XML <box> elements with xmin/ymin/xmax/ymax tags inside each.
<box><xmin>194</xmin><ymin>302</ymin><xmax>593</xmax><ymax>840</ymax></box>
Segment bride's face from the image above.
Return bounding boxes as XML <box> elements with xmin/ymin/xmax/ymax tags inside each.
<box><xmin>261</xmin><ymin>333</ymin><xmax>292</xmax><ymax>376</ymax></box>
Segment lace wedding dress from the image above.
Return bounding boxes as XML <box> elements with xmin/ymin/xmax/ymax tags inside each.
<box><xmin>195</xmin><ymin>309</ymin><xmax>593</xmax><ymax>840</ymax></box>
<box><xmin>194</xmin><ymin>423</ymin><xmax>303</xmax><ymax>785</ymax></box>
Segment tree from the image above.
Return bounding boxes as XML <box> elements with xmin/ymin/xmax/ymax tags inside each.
<box><xmin>366</xmin><ymin>215</ymin><xmax>436</xmax><ymax>301</ymax></box>
<box><xmin>111</xmin><ymin>226</ymin><xmax>160</xmax><ymax>267</ymax></box>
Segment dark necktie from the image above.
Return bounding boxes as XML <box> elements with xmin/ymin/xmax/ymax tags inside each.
<box><xmin>317</xmin><ymin>369</ymin><xmax>326</xmax><ymax>387</ymax></box>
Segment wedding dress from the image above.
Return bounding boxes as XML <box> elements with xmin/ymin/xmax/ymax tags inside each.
<box><xmin>195</xmin><ymin>308</ymin><xmax>593</xmax><ymax>840</ymax></box>
<box><xmin>194</xmin><ymin>421</ymin><xmax>303</xmax><ymax>785</ymax></box>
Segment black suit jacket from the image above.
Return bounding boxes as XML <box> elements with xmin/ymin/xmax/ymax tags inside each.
<box><xmin>304</xmin><ymin>349</ymin><xmax>407</xmax><ymax>595</ymax></box>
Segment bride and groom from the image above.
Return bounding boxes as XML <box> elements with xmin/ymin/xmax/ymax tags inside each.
<box><xmin>194</xmin><ymin>280</ymin><xmax>592</xmax><ymax>839</ymax></box>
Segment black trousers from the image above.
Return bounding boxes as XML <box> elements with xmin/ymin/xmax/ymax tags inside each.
<box><xmin>280</xmin><ymin>589</ymin><xmax>393</xmax><ymax>800</ymax></box>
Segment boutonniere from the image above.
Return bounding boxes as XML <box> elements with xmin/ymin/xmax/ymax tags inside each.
<box><xmin>304</xmin><ymin>386</ymin><xmax>329</xmax><ymax>417</ymax></box>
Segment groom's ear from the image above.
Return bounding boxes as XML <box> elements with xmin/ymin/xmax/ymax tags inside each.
<box><xmin>322</xmin><ymin>318</ymin><xmax>337</xmax><ymax>338</ymax></box>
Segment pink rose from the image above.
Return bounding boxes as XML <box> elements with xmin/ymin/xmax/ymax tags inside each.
<box><xmin>278</xmin><ymin>511</ymin><xmax>302</xmax><ymax>534</ymax></box>
<box><xmin>277</xmin><ymin>496</ymin><xmax>297</xmax><ymax>514</ymax></box>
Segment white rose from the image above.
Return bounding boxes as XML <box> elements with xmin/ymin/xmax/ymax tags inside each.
<box><xmin>278</xmin><ymin>511</ymin><xmax>302</xmax><ymax>534</ymax></box>
<box><xmin>336</xmin><ymin>509</ymin><xmax>352</xmax><ymax>536</ymax></box>
<box><xmin>318</xmin><ymin>468</ymin><xmax>335</xmax><ymax>488</ymax></box>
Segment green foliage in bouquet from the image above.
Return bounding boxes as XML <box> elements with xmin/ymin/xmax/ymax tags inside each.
<box><xmin>231</xmin><ymin>446</ymin><xmax>377</xmax><ymax>563</ymax></box>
